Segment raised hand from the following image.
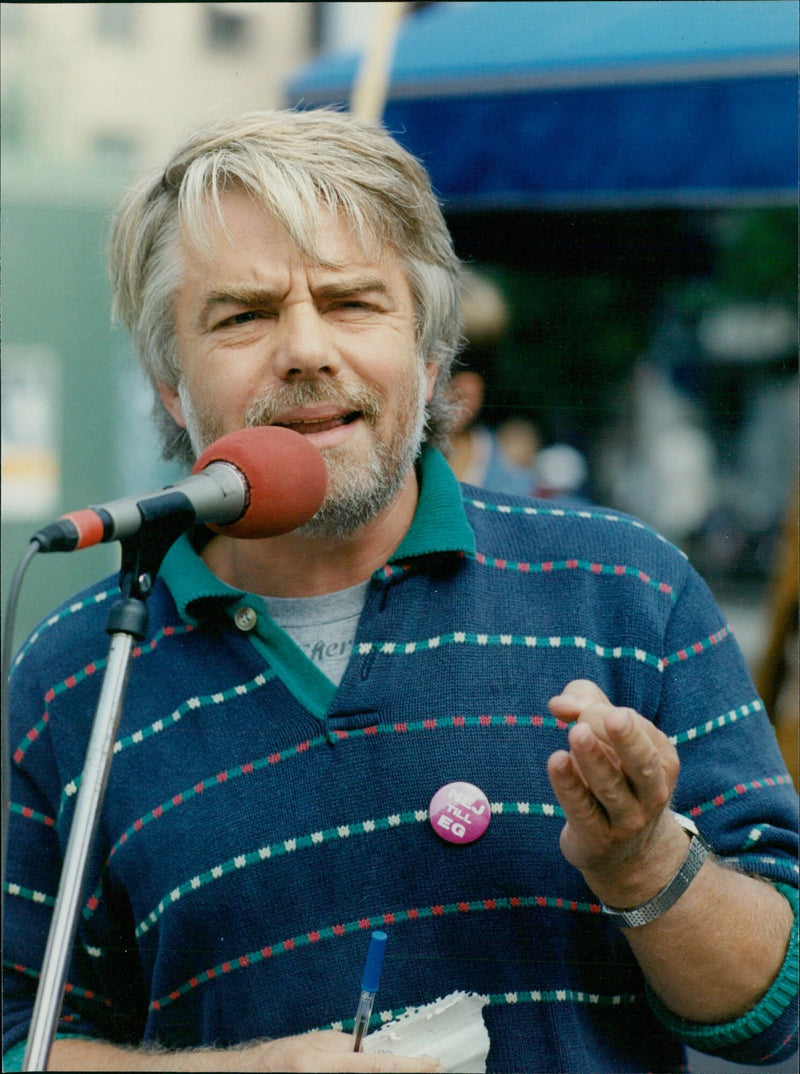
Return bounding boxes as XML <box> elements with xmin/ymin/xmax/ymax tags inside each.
<box><xmin>546</xmin><ymin>679</ymin><xmax>688</xmax><ymax>908</ymax></box>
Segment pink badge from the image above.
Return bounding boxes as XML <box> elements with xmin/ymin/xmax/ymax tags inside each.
<box><xmin>429</xmin><ymin>781</ymin><xmax>491</xmax><ymax>845</ymax></box>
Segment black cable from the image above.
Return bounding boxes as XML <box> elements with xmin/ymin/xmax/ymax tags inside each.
<box><xmin>2</xmin><ymin>539</ymin><xmax>43</xmax><ymax>894</ymax></box>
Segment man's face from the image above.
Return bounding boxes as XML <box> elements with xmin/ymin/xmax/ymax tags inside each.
<box><xmin>162</xmin><ymin>189</ymin><xmax>437</xmax><ymax>537</ymax></box>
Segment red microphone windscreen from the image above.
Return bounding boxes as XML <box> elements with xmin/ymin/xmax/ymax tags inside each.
<box><xmin>192</xmin><ymin>426</ymin><xmax>327</xmax><ymax>538</ymax></box>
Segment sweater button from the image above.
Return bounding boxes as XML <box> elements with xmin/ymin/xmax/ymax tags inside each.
<box><xmin>429</xmin><ymin>782</ymin><xmax>491</xmax><ymax>845</ymax></box>
<box><xmin>234</xmin><ymin>606</ymin><xmax>258</xmax><ymax>632</ymax></box>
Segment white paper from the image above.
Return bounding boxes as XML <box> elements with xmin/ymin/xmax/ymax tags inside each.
<box><xmin>363</xmin><ymin>990</ymin><xmax>490</xmax><ymax>1073</ymax></box>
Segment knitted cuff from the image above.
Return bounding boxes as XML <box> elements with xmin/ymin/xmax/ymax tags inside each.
<box><xmin>1</xmin><ymin>1039</ymin><xmax>27</xmax><ymax>1072</ymax></box>
<box><xmin>646</xmin><ymin>883</ymin><xmax>798</xmax><ymax>1050</ymax></box>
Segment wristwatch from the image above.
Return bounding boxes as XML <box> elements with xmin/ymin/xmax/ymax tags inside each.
<box><xmin>601</xmin><ymin>812</ymin><xmax>711</xmax><ymax>928</ymax></box>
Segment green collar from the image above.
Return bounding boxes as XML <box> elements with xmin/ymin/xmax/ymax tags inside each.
<box><xmin>388</xmin><ymin>444</ymin><xmax>475</xmax><ymax>562</ymax></box>
<box><xmin>161</xmin><ymin>446</ymin><xmax>475</xmax><ymax>623</ymax></box>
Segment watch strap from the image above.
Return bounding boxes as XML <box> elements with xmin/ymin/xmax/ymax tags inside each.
<box><xmin>601</xmin><ymin>813</ymin><xmax>711</xmax><ymax>928</ymax></box>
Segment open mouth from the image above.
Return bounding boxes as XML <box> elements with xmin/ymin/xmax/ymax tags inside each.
<box><xmin>272</xmin><ymin>411</ymin><xmax>362</xmax><ymax>435</ymax></box>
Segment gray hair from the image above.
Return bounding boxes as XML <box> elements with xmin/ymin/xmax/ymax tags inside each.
<box><xmin>108</xmin><ymin>108</ymin><xmax>464</xmax><ymax>466</ymax></box>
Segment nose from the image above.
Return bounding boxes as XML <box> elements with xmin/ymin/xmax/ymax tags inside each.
<box><xmin>271</xmin><ymin>302</ymin><xmax>341</xmax><ymax>381</ymax></box>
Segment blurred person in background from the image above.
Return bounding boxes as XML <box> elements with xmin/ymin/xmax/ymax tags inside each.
<box><xmin>449</xmin><ymin>268</ymin><xmax>591</xmax><ymax>505</ymax></box>
<box><xmin>3</xmin><ymin>109</ymin><xmax>797</xmax><ymax>1073</ymax></box>
<box><xmin>447</xmin><ymin>268</ymin><xmax>535</xmax><ymax>496</ymax></box>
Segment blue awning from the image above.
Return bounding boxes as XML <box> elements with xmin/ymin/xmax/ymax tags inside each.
<box><xmin>286</xmin><ymin>1</ymin><xmax>799</xmax><ymax>209</ymax></box>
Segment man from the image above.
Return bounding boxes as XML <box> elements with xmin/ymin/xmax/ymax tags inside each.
<box><xmin>4</xmin><ymin>110</ymin><xmax>797</xmax><ymax>1073</ymax></box>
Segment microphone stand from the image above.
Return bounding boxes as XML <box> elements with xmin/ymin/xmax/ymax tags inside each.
<box><xmin>23</xmin><ymin>502</ymin><xmax>193</xmax><ymax>1072</ymax></box>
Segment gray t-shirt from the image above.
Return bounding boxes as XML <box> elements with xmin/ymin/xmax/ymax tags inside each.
<box><xmin>261</xmin><ymin>580</ymin><xmax>370</xmax><ymax>686</ymax></box>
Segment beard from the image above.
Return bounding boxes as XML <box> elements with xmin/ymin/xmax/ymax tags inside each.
<box><xmin>177</xmin><ymin>363</ymin><xmax>430</xmax><ymax>539</ymax></box>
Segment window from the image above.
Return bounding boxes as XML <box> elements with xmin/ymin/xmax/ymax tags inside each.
<box><xmin>97</xmin><ymin>3</ymin><xmax>135</xmax><ymax>41</ymax></box>
<box><xmin>0</xmin><ymin>5</ymin><xmax>26</xmax><ymax>36</ymax></box>
<box><xmin>1</xmin><ymin>83</ymin><xmax>25</xmax><ymax>149</ymax></box>
<box><xmin>205</xmin><ymin>5</ymin><xmax>249</xmax><ymax>51</ymax></box>
<box><xmin>93</xmin><ymin>131</ymin><xmax>137</xmax><ymax>169</ymax></box>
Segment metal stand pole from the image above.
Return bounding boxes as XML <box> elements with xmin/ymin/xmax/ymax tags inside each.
<box><xmin>21</xmin><ymin>505</ymin><xmax>192</xmax><ymax>1071</ymax></box>
<box><xmin>22</xmin><ymin>627</ymin><xmax>141</xmax><ymax>1071</ymax></box>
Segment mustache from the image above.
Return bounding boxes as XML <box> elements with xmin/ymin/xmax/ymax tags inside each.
<box><xmin>244</xmin><ymin>380</ymin><xmax>383</xmax><ymax>428</ymax></box>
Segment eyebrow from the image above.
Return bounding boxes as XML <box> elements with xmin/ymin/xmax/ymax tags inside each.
<box><xmin>199</xmin><ymin>286</ymin><xmax>280</xmax><ymax>326</ymax></box>
<box><xmin>198</xmin><ymin>275</ymin><xmax>393</xmax><ymax>326</ymax></box>
<box><xmin>314</xmin><ymin>275</ymin><xmax>392</xmax><ymax>301</ymax></box>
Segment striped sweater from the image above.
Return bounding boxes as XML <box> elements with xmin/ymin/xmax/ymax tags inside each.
<box><xmin>4</xmin><ymin>448</ymin><xmax>798</xmax><ymax>1072</ymax></box>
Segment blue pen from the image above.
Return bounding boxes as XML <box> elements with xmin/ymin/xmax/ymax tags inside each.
<box><xmin>352</xmin><ymin>930</ymin><xmax>387</xmax><ymax>1051</ymax></box>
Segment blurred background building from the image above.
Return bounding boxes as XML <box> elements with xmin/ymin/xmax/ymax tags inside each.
<box><xmin>1</xmin><ymin>3</ymin><xmax>363</xmax><ymax>173</ymax></box>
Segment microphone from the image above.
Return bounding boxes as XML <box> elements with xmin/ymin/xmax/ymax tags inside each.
<box><xmin>32</xmin><ymin>426</ymin><xmax>328</xmax><ymax>553</ymax></box>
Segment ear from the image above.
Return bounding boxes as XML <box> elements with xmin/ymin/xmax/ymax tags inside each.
<box><xmin>157</xmin><ymin>382</ymin><xmax>187</xmax><ymax>428</ymax></box>
<box><xmin>424</xmin><ymin>362</ymin><xmax>439</xmax><ymax>402</ymax></box>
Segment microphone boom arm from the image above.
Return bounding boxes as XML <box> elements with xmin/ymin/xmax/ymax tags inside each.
<box><xmin>33</xmin><ymin>461</ymin><xmax>247</xmax><ymax>553</ymax></box>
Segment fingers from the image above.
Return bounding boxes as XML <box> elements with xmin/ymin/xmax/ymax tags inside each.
<box><xmin>364</xmin><ymin>1056</ymin><xmax>445</xmax><ymax>1073</ymax></box>
<box><xmin>605</xmin><ymin>709</ymin><xmax>677</xmax><ymax>813</ymax></box>
<box><xmin>347</xmin><ymin>1052</ymin><xmax>444</xmax><ymax>1074</ymax></box>
<box><xmin>546</xmin><ymin>681</ymin><xmax>679</xmax><ymax>850</ymax></box>
<box><xmin>548</xmin><ymin>679</ymin><xmax>609</xmax><ymax>722</ymax></box>
<box><xmin>566</xmin><ymin>718</ymin><xmax>660</xmax><ymax>827</ymax></box>
<box><xmin>260</xmin><ymin>1031</ymin><xmax>444</xmax><ymax>1073</ymax></box>
<box><xmin>549</xmin><ymin>682</ymin><xmax>677</xmax><ymax>797</ymax></box>
<box><xmin>547</xmin><ymin>746</ymin><xmax>605</xmax><ymax>827</ymax></box>
<box><xmin>549</xmin><ymin>681</ymin><xmax>632</xmax><ymax>756</ymax></box>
